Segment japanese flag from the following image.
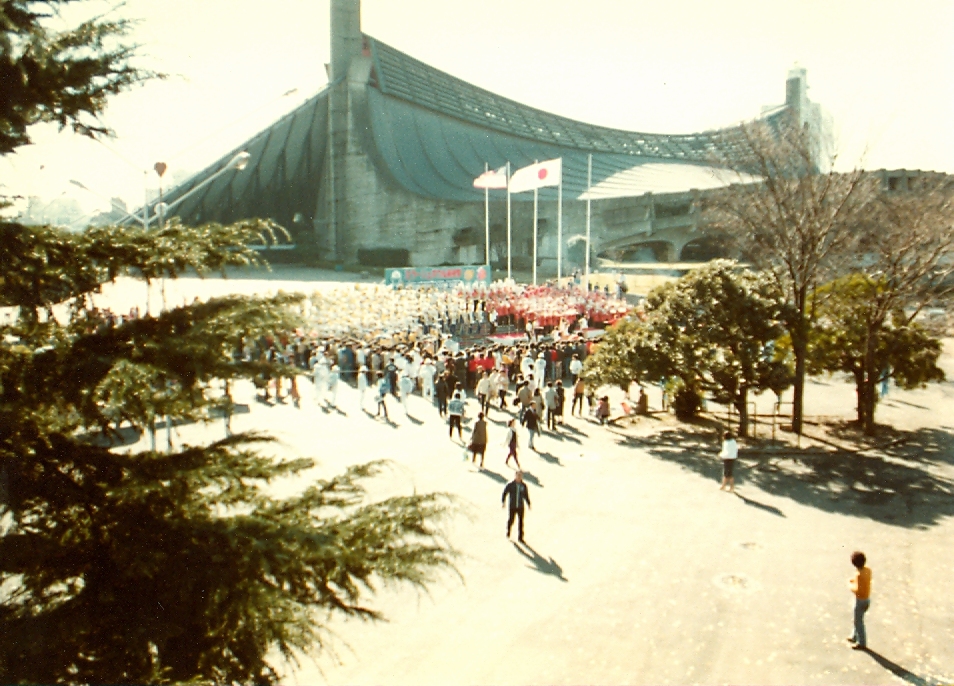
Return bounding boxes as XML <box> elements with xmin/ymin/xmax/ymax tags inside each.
<box><xmin>508</xmin><ymin>158</ymin><xmax>562</xmax><ymax>194</ymax></box>
<box><xmin>473</xmin><ymin>166</ymin><xmax>509</xmax><ymax>189</ymax></box>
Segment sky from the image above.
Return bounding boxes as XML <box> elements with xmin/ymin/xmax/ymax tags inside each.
<box><xmin>3</xmin><ymin>0</ymin><xmax>952</xmax><ymax>216</ymax></box>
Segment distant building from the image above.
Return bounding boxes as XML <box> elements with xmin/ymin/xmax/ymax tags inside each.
<box><xmin>149</xmin><ymin>0</ymin><xmax>821</xmax><ymax>271</ymax></box>
<box><xmin>21</xmin><ymin>195</ymin><xmax>84</xmax><ymax>228</ymax></box>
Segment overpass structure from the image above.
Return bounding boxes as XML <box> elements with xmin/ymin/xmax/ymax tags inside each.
<box><xmin>150</xmin><ymin>0</ymin><xmax>819</xmax><ymax>271</ymax></box>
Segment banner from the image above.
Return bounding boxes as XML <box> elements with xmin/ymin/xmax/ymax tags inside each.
<box><xmin>385</xmin><ymin>264</ymin><xmax>492</xmax><ymax>287</ymax></box>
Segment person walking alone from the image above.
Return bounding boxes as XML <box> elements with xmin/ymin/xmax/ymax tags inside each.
<box><xmin>357</xmin><ymin>364</ymin><xmax>369</xmax><ymax>410</ymax></box>
<box><xmin>399</xmin><ymin>370</ymin><xmax>414</xmax><ymax>414</ymax></box>
<box><xmin>436</xmin><ymin>373</ymin><xmax>449</xmax><ymax>418</ymax></box>
<box><xmin>502</xmin><ymin>471</ymin><xmax>531</xmax><ymax>542</ymax></box>
<box><xmin>327</xmin><ymin>364</ymin><xmax>340</xmax><ymax>409</ymax></box>
<box><xmin>847</xmin><ymin>551</ymin><xmax>872</xmax><ymax>650</ymax></box>
<box><xmin>469</xmin><ymin>412</ymin><xmax>488</xmax><ymax>469</ymax></box>
<box><xmin>571</xmin><ymin>376</ymin><xmax>585</xmax><ymax>416</ymax></box>
<box><xmin>504</xmin><ymin>418</ymin><xmax>520</xmax><ymax>469</ymax></box>
<box><xmin>543</xmin><ymin>382</ymin><xmax>557</xmax><ymax>431</ymax></box>
<box><xmin>522</xmin><ymin>403</ymin><xmax>540</xmax><ymax>451</ymax></box>
<box><xmin>719</xmin><ymin>431</ymin><xmax>738</xmax><ymax>492</ymax></box>
<box><xmin>448</xmin><ymin>391</ymin><xmax>465</xmax><ymax>441</ymax></box>
<box><xmin>374</xmin><ymin>373</ymin><xmax>389</xmax><ymax>420</ymax></box>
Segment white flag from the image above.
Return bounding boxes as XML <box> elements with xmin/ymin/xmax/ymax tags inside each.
<box><xmin>508</xmin><ymin>158</ymin><xmax>562</xmax><ymax>194</ymax></box>
<box><xmin>473</xmin><ymin>166</ymin><xmax>508</xmax><ymax>190</ymax></box>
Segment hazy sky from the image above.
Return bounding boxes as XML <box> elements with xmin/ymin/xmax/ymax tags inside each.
<box><xmin>3</xmin><ymin>0</ymin><xmax>952</xmax><ymax>215</ymax></box>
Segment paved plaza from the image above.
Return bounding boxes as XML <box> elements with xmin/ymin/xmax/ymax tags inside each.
<box><xmin>100</xmin><ymin>270</ymin><xmax>954</xmax><ymax>685</ymax></box>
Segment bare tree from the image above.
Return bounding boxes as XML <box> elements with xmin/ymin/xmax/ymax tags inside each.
<box><xmin>704</xmin><ymin>118</ymin><xmax>879</xmax><ymax>434</ymax></box>
<box><xmin>843</xmin><ymin>172</ymin><xmax>954</xmax><ymax>433</ymax></box>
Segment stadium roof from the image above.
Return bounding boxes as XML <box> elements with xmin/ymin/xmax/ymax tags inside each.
<box><xmin>155</xmin><ymin>35</ymin><xmax>780</xmax><ymax>227</ymax></box>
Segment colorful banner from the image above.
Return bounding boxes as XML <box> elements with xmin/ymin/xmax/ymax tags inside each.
<box><xmin>385</xmin><ymin>264</ymin><xmax>491</xmax><ymax>287</ymax></box>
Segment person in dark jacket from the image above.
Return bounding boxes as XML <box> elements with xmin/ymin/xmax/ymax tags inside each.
<box><xmin>502</xmin><ymin>471</ymin><xmax>531</xmax><ymax>542</ymax></box>
<box><xmin>554</xmin><ymin>380</ymin><xmax>566</xmax><ymax>425</ymax></box>
<box><xmin>521</xmin><ymin>404</ymin><xmax>539</xmax><ymax>451</ymax></box>
<box><xmin>469</xmin><ymin>412</ymin><xmax>488</xmax><ymax>469</ymax></box>
<box><xmin>435</xmin><ymin>374</ymin><xmax>449</xmax><ymax>417</ymax></box>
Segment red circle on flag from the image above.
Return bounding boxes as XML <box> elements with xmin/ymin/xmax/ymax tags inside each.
<box><xmin>538</xmin><ymin>169</ymin><xmax>548</xmax><ymax>180</ymax></box>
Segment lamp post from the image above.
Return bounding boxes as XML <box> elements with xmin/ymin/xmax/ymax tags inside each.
<box><xmin>150</xmin><ymin>151</ymin><xmax>250</xmax><ymax>222</ymax></box>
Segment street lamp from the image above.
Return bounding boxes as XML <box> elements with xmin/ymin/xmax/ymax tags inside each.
<box><xmin>151</xmin><ymin>151</ymin><xmax>251</xmax><ymax>223</ymax></box>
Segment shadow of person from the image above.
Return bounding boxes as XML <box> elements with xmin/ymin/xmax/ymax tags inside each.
<box><xmin>536</xmin><ymin>451</ymin><xmax>563</xmax><ymax>467</ymax></box>
<box><xmin>405</xmin><ymin>413</ymin><xmax>424</xmax><ymax>425</ymax></box>
<box><xmin>513</xmin><ymin>542</ymin><xmax>568</xmax><ymax>582</ymax></box>
<box><xmin>861</xmin><ymin>648</ymin><xmax>932</xmax><ymax>686</ymax></box>
<box><xmin>478</xmin><ymin>467</ymin><xmax>508</xmax><ymax>484</ymax></box>
<box><xmin>520</xmin><ymin>471</ymin><xmax>543</xmax><ymax>488</ymax></box>
<box><xmin>329</xmin><ymin>406</ymin><xmax>348</xmax><ymax>417</ymax></box>
<box><xmin>733</xmin><ymin>492</ymin><xmax>786</xmax><ymax>517</ymax></box>
<box><xmin>547</xmin><ymin>431</ymin><xmax>582</xmax><ymax>445</ymax></box>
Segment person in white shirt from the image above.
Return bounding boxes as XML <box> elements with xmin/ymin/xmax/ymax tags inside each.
<box><xmin>719</xmin><ymin>431</ymin><xmax>739</xmax><ymax>492</ymax></box>
<box><xmin>357</xmin><ymin>364</ymin><xmax>369</xmax><ymax>409</ymax></box>
<box><xmin>533</xmin><ymin>353</ymin><xmax>547</xmax><ymax>389</ymax></box>
<box><xmin>419</xmin><ymin>358</ymin><xmax>436</xmax><ymax>400</ymax></box>
<box><xmin>520</xmin><ymin>351</ymin><xmax>534</xmax><ymax>381</ymax></box>
<box><xmin>399</xmin><ymin>371</ymin><xmax>414</xmax><ymax>414</ymax></box>
<box><xmin>475</xmin><ymin>372</ymin><xmax>491</xmax><ymax>414</ymax></box>
<box><xmin>327</xmin><ymin>364</ymin><xmax>340</xmax><ymax>409</ymax></box>
<box><xmin>568</xmin><ymin>353</ymin><xmax>583</xmax><ymax>382</ymax></box>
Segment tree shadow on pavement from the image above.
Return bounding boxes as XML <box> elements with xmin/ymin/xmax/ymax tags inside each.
<box><xmin>622</xmin><ymin>426</ymin><xmax>954</xmax><ymax>529</ymax></box>
<box><xmin>513</xmin><ymin>542</ymin><xmax>568</xmax><ymax>582</ymax></box>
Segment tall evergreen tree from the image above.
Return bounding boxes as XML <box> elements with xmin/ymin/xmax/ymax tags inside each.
<box><xmin>0</xmin><ymin>4</ymin><xmax>457</xmax><ymax>682</ymax></box>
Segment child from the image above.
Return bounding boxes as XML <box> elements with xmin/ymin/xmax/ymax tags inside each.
<box><xmin>847</xmin><ymin>551</ymin><xmax>872</xmax><ymax>650</ymax></box>
<box><xmin>719</xmin><ymin>431</ymin><xmax>738</xmax><ymax>492</ymax></box>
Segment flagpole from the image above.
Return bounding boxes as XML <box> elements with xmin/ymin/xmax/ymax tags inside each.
<box><xmin>585</xmin><ymin>153</ymin><xmax>592</xmax><ymax>292</ymax></box>
<box><xmin>557</xmin><ymin>159</ymin><xmax>563</xmax><ymax>283</ymax></box>
<box><xmin>506</xmin><ymin>161</ymin><xmax>512</xmax><ymax>281</ymax></box>
<box><xmin>483</xmin><ymin>162</ymin><xmax>490</xmax><ymax>267</ymax></box>
<box><xmin>534</xmin><ymin>159</ymin><xmax>539</xmax><ymax>286</ymax></box>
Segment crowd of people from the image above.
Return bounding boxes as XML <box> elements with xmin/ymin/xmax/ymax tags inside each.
<box><xmin>234</xmin><ymin>280</ymin><xmax>629</xmax><ymax>548</ymax></box>
<box><xmin>238</xmin><ymin>281</ymin><xmax>633</xmax><ymax>486</ymax></box>
<box><xmin>301</xmin><ymin>280</ymin><xmax>631</xmax><ymax>342</ymax></box>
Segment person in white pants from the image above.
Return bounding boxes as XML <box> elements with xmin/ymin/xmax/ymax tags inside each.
<box><xmin>357</xmin><ymin>364</ymin><xmax>369</xmax><ymax>410</ymax></box>
<box><xmin>399</xmin><ymin>371</ymin><xmax>414</xmax><ymax>414</ymax></box>
<box><xmin>327</xmin><ymin>365</ymin><xmax>340</xmax><ymax>408</ymax></box>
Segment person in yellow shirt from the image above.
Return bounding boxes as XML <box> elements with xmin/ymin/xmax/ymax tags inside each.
<box><xmin>847</xmin><ymin>551</ymin><xmax>872</xmax><ymax>649</ymax></box>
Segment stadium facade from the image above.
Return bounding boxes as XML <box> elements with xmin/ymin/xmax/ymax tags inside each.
<box><xmin>151</xmin><ymin>0</ymin><xmax>821</xmax><ymax>271</ymax></box>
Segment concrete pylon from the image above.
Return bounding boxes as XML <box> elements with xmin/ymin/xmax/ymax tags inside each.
<box><xmin>326</xmin><ymin>0</ymin><xmax>362</xmax><ymax>260</ymax></box>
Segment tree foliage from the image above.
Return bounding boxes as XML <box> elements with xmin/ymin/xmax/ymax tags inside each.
<box><xmin>809</xmin><ymin>274</ymin><xmax>945</xmax><ymax>429</ymax></box>
<box><xmin>0</xmin><ymin>4</ymin><xmax>458</xmax><ymax>681</ymax></box>
<box><xmin>585</xmin><ymin>261</ymin><xmax>793</xmax><ymax>430</ymax></box>
<box><xmin>0</xmin><ymin>0</ymin><xmax>158</xmax><ymax>154</ymax></box>
<box><xmin>704</xmin><ymin>118</ymin><xmax>879</xmax><ymax>433</ymax></box>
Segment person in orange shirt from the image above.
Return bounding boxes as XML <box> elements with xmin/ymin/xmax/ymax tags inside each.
<box><xmin>847</xmin><ymin>551</ymin><xmax>872</xmax><ymax>649</ymax></box>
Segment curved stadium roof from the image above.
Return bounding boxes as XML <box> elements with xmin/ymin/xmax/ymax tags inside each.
<box><xmin>155</xmin><ymin>35</ymin><xmax>780</xmax><ymax>228</ymax></box>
